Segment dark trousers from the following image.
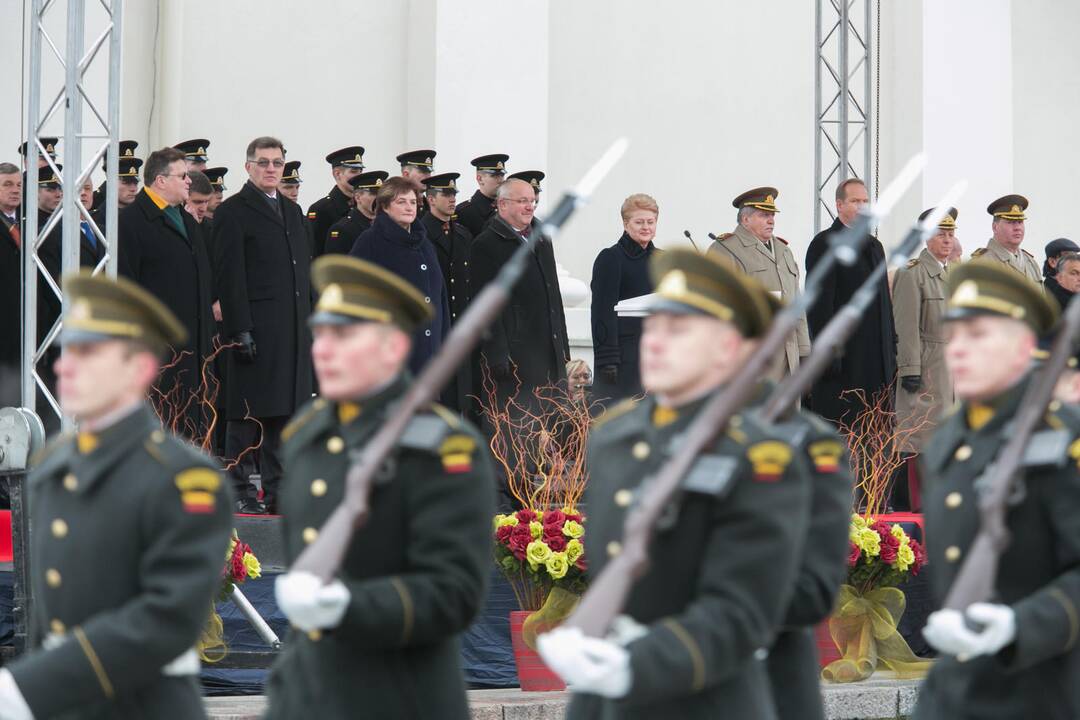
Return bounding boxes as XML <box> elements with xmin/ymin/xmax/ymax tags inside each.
<box><xmin>226</xmin><ymin>415</ymin><xmax>287</xmax><ymax>506</ymax></box>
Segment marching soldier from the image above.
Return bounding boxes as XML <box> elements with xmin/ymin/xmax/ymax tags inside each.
<box><xmin>538</xmin><ymin>249</ymin><xmax>811</xmax><ymax>719</ymax></box>
<box><xmin>971</xmin><ymin>194</ymin><xmax>1041</xmax><ymax>284</ymax></box>
<box><xmin>173</xmin><ymin>139</ymin><xmax>210</xmax><ymax>172</ymax></box>
<box><xmin>266</xmin><ymin>255</ymin><xmax>493</xmax><ymax>719</ymax></box>
<box><xmin>90</xmin><ymin>139</ymin><xmax>138</xmax><ymax>212</ymax></box>
<box><xmin>278</xmin><ymin>161</ymin><xmax>302</xmax><ymax>204</ymax></box>
<box><xmin>307</xmin><ymin>146</ymin><xmax>365</xmax><ymax>258</ymax></box>
<box><xmin>893</xmin><ymin>207</ymin><xmax>958</xmax><ymax>455</ymax></box>
<box><xmin>455</xmin><ymin>153</ymin><xmax>508</xmax><ymax>236</ymax></box>
<box><xmin>0</xmin><ymin>272</ymin><xmax>233</xmax><ymax>720</ymax></box>
<box><xmin>915</xmin><ymin>261</ymin><xmax>1080</xmax><ymax>719</ymax></box>
<box><xmin>707</xmin><ymin>187</ymin><xmax>810</xmax><ymax>375</ymax></box>
<box><xmin>323</xmin><ymin>170</ymin><xmax>388</xmax><ymax>256</ymax></box>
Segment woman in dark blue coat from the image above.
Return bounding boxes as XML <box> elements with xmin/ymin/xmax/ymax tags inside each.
<box><xmin>349</xmin><ymin>177</ymin><xmax>448</xmax><ymax>374</ymax></box>
<box><xmin>589</xmin><ymin>193</ymin><xmax>660</xmax><ymax>404</ymax></box>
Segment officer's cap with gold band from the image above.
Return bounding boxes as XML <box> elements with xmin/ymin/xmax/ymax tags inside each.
<box><xmin>918</xmin><ymin>206</ymin><xmax>958</xmax><ymax>230</ymax></box>
<box><xmin>470</xmin><ymin>153</ymin><xmax>509</xmax><ymax>175</ymax></box>
<box><xmin>204</xmin><ymin>167</ymin><xmax>228</xmax><ymax>192</ymax></box>
<box><xmin>508</xmin><ymin>170</ymin><xmax>544</xmax><ymax>193</ymax></box>
<box><xmin>173</xmin><ymin>138</ymin><xmax>210</xmax><ymax>162</ymax></box>
<box><xmin>732</xmin><ymin>186</ymin><xmax>780</xmax><ymax>214</ymax></box>
<box><xmin>280</xmin><ymin>161</ymin><xmax>302</xmax><ymax>185</ymax></box>
<box><xmin>311</xmin><ymin>255</ymin><xmax>434</xmax><ymax>331</ymax></box>
<box><xmin>325</xmin><ymin>146</ymin><xmax>365</xmax><ymax>169</ymax></box>
<box><xmin>37</xmin><ymin>164</ymin><xmax>62</xmax><ymax>188</ymax></box>
<box><xmin>348</xmin><ymin>170</ymin><xmax>390</xmax><ymax>192</ymax></box>
<box><xmin>61</xmin><ymin>271</ymin><xmax>188</xmax><ymax>354</ymax></box>
<box><xmin>944</xmin><ymin>260</ymin><xmax>1058</xmax><ymax>334</ymax></box>
<box><xmin>421</xmin><ymin>172</ymin><xmax>460</xmax><ymax>195</ymax></box>
<box><xmin>647</xmin><ymin>248</ymin><xmax>773</xmax><ymax>338</ymax></box>
<box><xmin>987</xmin><ymin>194</ymin><xmax>1028</xmax><ymax>221</ymax></box>
<box><xmin>396</xmin><ymin>149</ymin><xmax>436</xmax><ymax>169</ymax></box>
<box><xmin>118</xmin><ymin>157</ymin><xmax>143</xmax><ymax>181</ymax></box>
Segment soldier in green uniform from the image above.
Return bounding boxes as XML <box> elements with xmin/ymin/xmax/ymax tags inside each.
<box><xmin>265</xmin><ymin>255</ymin><xmax>494</xmax><ymax>720</ymax></box>
<box><xmin>323</xmin><ymin>170</ymin><xmax>389</xmax><ymax>256</ymax></box>
<box><xmin>306</xmin><ymin>146</ymin><xmax>365</xmax><ymax>258</ymax></box>
<box><xmin>0</xmin><ymin>272</ymin><xmax>233</xmax><ymax>720</ymax></box>
<box><xmin>970</xmin><ymin>194</ymin><xmax>1041</xmax><ymax>283</ymax></box>
<box><xmin>914</xmin><ymin>261</ymin><xmax>1080</xmax><ymax>719</ymax></box>
<box><xmin>538</xmin><ymin>249</ymin><xmax>812</xmax><ymax>719</ymax></box>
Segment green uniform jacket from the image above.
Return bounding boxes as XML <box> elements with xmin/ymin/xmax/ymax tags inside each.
<box><xmin>8</xmin><ymin>404</ymin><xmax>233</xmax><ymax>719</ymax></box>
<box><xmin>913</xmin><ymin>377</ymin><xmax>1080</xmax><ymax>720</ymax></box>
<box><xmin>265</xmin><ymin>376</ymin><xmax>494</xmax><ymax>720</ymax></box>
<box><xmin>566</xmin><ymin>394</ymin><xmax>812</xmax><ymax>720</ymax></box>
<box><xmin>761</xmin><ymin>406</ymin><xmax>852</xmax><ymax>720</ymax></box>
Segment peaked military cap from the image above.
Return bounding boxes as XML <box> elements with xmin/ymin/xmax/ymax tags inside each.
<box><xmin>422</xmin><ymin>172</ymin><xmax>460</xmax><ymax>194</ymax></box>
<box><xmin>61</xmin><ymin>271</ymin><xmax>188</xmax><ymax>353</ymax></box>
<box><xmin>470</xmin><ymin>153</ymin><xmax>509</xmax><ymax>175</ymax></box>
<box><xmin>203</xmin><ymin>167</ymin><xmax>228</xmax><ymax>192</ymax></box>
<box><xmin>118</xmin><ymin>157</ymin><xmax>144</xmax><ymax>181</ymax></box>
<box><xmin>945</xmin><ymin>260</ymin><xmax>1058</xmax><ymax>334</ymax></box>
<box><xmin>987</xmin><ymin>194</ymin><xmax>1028</xmax><ymax>221</ymax></box>
<box><xmin>733</xmin><ymin>186</ymin><xmax>780</xmax><ymax>213</ymax></box>
<box><xmin>647</xmin><ymin>248</ymin><xmax>773</xmax><ymax>338</ymax></box>
<box><xmin>508</xmin><ymin>170</ymin><xmax>544</xmax><ymax>192</ymax></box>
<box><xmin>18</xmin><ymin>137</ymin><xmax>58</xmax><ymax>159</ymax></box>
<box><xmin>310</xmin><ymin>255</ymin><xmax>434</xmax><ymax>331</ymax></box>
<box><xmin>396</xmin><ymin>150</ymin><xmax>436</xmax><ymax>169</ymax></box>
<box><xmin>173</xmin><ymin>139</ymin><xmax>210</xmax><ymax>162</ymax></box>
<box><xmin>348</xmin><ymin>170</ymin><xmax>390</xmax><ymax>191</ymax></box>
<box><xmin>326</xmin><ymin>146</ymin><xmax>365</xmax><ymax>169</ymax></box>
<box><xmin>280</xmin><ymin>161</ymin><xmax>302</xmax><ymax>185</ymax></box>
<box><xmin>918</xmin><ymin>206</ymin><xmax>958</xmax><ymax>230</ymax></box>
<box><xmin>38</xmin><ymin>164</ymin><xmax>62</xmax><ymax>187</ymax></box>
<box><xmin>102</xmin><ymin>140</ymin><xmax>139</xmax><ymax>169</ymax></box>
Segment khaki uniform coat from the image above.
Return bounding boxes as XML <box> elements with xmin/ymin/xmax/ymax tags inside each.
<box><xmin>971</xmin><ymin>238</ymin><xmax>1041</xmax><ymax>284</ymax></box>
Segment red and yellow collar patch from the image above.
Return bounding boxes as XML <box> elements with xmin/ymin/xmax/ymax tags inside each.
<box><xmin>747</xmin><ymin>441</ymin><xmax>792</xmax><ymax>482</ymax></box>
<box><xmin>807</xmin><ymin>439</ymin><xmax>844</xmax><ymax>474</ymax></box>
<box><xmin>440</xmin><ymin>434</ymin><xmax>476</xmax><ymax>474</ymax></box>
<box><xmin>175</xmin><ymin>467</ymin><xmax>221</xmax><ymax>514</ymax></box>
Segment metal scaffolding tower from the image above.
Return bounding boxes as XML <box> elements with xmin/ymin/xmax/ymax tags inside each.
<box><xmin>22</xmin><ymin>0</ymin><xmax>124</xmax><ymax>429</ymax></box>
<box><xmin>814</xmin><ymin>0</ymin><xmax>873</xmax><ymax>234</ymax></box>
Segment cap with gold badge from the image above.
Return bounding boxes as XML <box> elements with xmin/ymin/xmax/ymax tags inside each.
<box><xmin>508</xmin><ymin>170</ymin><xmax>544</xmax><ymax>194</ymax></box>
<box><xmin>396</xmin><ymin>150</ymin><xmax>436</xmax><ymax>170</ymax></box>
<box><xmin>173</xmin><ymin>139</ymin><xmax>210</xmax><ymax>163</ymax></box>
<box><xmin>310</xmin><ymin>255</ymin><xmax>434</xmax><ymax>331</ymax></box>
<box><xmin>326</xmin><ymin>146</ymin><xmax>365</xmax><ymax>169</ymax></box>
<box><xmin>37</xmin><ymin>164</ymin><xmax>62</xmax><ymax>188</ymax></box>
<box><xmin>944</xmin><ymin>260</ymin><xmax>1058</xmax><ymax>334</ymax></box>
<box><xmin>733</xmin><ymin>187</ymin><xmax>780</xmax><ymax>214</ymax></box>
<box><xmin>18</xmin><ymin>137</ymin><xmax>58</xmax><ymax>159</ymax></box>
<box><xmin>987</xmin><ymin>194</ymin><xmax>1028</xmax><ymax>222</ymax></box>
<box><xmin>647</xmin><ymin>248</ymin><xmax>773</xmax><ymax>338</ymax></box>
<box><xmin>919</xmin><ymin>207</ymin><xmax>958</xmax><ymax>230</ymax></box>
<box><xmin>348</xmin><ymin>170</ymin><xmax>390</xmax><ymax>192</ymax></box>
<box><xmin>118</xmin><ymin>157</ymin><xmax>144</xmax><ymax>183</ymax></box>
<box><xmin>61</xmin><ymin>271</ymin><xmax>188</xmax><ymax>354</ymax></box>
<box><xmin>421</xmin><ymin>172</ymin><xmax>460</xmax><ymax>195</ymax></box>
<box><xmin>102</xmin><ymin>140</ymin><xmax>139</xmax><ymax>170</ymax></box>
<box><xmin>280</xmin><ymin>161</ymin><xmax>302</xmax><ymax>186</ymax></box>
<box><xmin>204</xmin><ymin>167</ymin><xmax>228</xmax><ymax>193</ymax></box>
<box><xmin>470</xmin><ymin>154</ymin><xmax>509</xmax><ymax>176</ymax></box>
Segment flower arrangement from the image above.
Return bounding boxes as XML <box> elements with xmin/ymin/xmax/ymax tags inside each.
<box><xmin>846</xmin><ymin>514</ymin><xmax>927</xmax><ymax>594</ymax></box>
<box><xmin>199</xmin><ymin>530</ymin><xmax>262</xmax><ymax>662</ymax></box>
<box><xmin>493</xmin><ymin>507</ymin><xmax>587</xmax><ymax>611</ymax></box>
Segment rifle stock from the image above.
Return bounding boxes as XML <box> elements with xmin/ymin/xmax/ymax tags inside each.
<box><xmin>944</xmin><ymin>290</ymin><xmax>1080</xmax><ymax>610</ymax></box>
<box><xmin>291</xmin><ymin>140</ymin><xmax>628</xmax><ymax>583</ymax></box>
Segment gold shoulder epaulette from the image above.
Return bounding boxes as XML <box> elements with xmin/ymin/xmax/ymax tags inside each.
<box><xmin>282</xmin><ymin>398</ymin><xmax>328</xmax><ymax>442</ymax></box>
<box><xmin>592</xmin><ymin>397</ymin><xmax>638</xmax><ymax>429</ymax></box>
<box><xmin>775</xmin><ymin>236</ymin><xmax>789</xmax><ymax>246</ymax></box>
<box><xmin>906</xmin><ymin>258</ymin><xmax>919</xmax><ymax>268</ymax></box>
<box><xmin>971</xmin><ymin>247</ymin><xmax>988</xmax><ymax>258</ymax></box>
<box><xmin>715</xmin><ymin>232</ymin><xmax>734</xmax><ymax>241</ymax></box>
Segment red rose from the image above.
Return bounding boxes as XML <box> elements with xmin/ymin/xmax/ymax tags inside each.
<box><xmin>508</xmin><ymin>524</ymin><xmax>532</xmax><ymax>560</ymax></box>
<box><xmin>884</xmin><ymin>532</ymin><xmax>900</xmax><ymax>550</ymax></box>
<box><xmin>847</xmin><ymin>542</ymin><xmax>861</xmax><ymax>568</ymax></box>
<box><xmin>495</xmin><ymin>524</ymin><xmax>514</xmax><ymax>544</ymax></box>
<box><xmin>543</xmin><ymin>510</ymin><xmax>566</xmax><ymax>528</ymax></box>
<box><xmin>516</xmin><ymin>509</ymin><xmax>537</xmax><ymax>523</ymax></box>
<box><xmin>565</xmin><ymin>512</ymin><xmax>583</xmax><ymax>523</ymax></box>
<box><xmin>231</xmin><ymin>552</ymin><xmax>246</xmax><ymax>581</ymax></box>
<box><xmin>880</xmin><ymin>542</ymin><xmax>898</xmax><ymax>564</ymax></box>
<box><xmin>910</xmin><ymin>539</ymin><xmax>927</xmax><ymax>574</ymax></box>
<box><xmin>575</xmin><ymin>557</ymin><xmax>588</xmax><ymax>572</ymax></box>
<box><xmin>544</xmin><ymin>533</ymin><xmax>567</xmax><ymax>552</ymax></box>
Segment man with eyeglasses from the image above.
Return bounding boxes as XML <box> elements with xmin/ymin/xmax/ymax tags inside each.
<box><xmin>212</xmin><ymin>136</ymin><xmax>313</xmax><ymax>514</ymax></box>
<box><xmin>115</xmin><ymin>147</ymin><xmax>216</xmax><ymax>444</ymax></box>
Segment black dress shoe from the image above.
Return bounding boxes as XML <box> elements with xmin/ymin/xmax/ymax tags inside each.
<box><xmin>236</xmin><ymin>498</ymin><xmax>266</xmax><ymax>515</ymax></box>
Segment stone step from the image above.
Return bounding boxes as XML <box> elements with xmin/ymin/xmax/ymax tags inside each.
<box><xmin>204</xmin><ymin>675</ymin><xmax>921</xmax><ymax>720</ymax></box>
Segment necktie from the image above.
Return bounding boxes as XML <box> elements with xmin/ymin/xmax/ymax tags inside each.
<box><xmin>8</xmin><ymin>222</ymin><xmax>20</xmax><ymax>249</ymax></box>
<box><xmin>521</xmin><ymin>226</ymin><xmax>531</xmax><ymax>240</ymax></box>
<box><xmin>81</xmin><ymin>221</ymin><xmax>95</xmax><ymax>249</ymax></box>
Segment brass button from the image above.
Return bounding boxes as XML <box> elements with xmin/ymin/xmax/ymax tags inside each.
<box><xmin>45</xmin><ymin>568</ymin><xmax>62</xmax><ymax>588</ymax></box>
<box><xmin>954</xmin><ymin>445</ymin><xmax>972</xmax><ymax>462</ymax></box>
<box><xmin>51</xmin><ymin>519</ymin><xmax>68</xmax><ymax>538</ymax></box>
<box><xmin>302</xmin><ymin>527</ymin><xmax>319</xmax><ymax>544</ymax></box>
<box><xmin>1049</xmin><ymin>400</ymin><xmax>1062</xmax><ymax>412</ymax></box>
<box><xmin>606</xmin><ymin>541</ymin><xmax>622</xmax><ymax>557</ymax></box>
<box><xmin>945</xmin><ymin>492</ymin><xmax>963</xmax><ymax>509</ymax></box>
<box><xmin>150</xmin><ymin>430</ymin><xmax>165</xmax><ymax>444</ymax></box>
<box><xmin>311</xmin><ymin>479</ymin><xmax>328</xmax><ymax>497</ymax></box>
<box><xmin>63</xmin><ymin>474</ymin><xmax>78</xmax><ymax>492</ymax></box>
<box><xmin>944</xmin><ymin>546</ymin><xmax>962</xmax><ymax>563</ymax></box>
<box><xmin>729</xmin><ymin>415</ymin><xmax>743</xmax><ymax>427</ymax></box>
<box><xmin>614</xmin><ymin>489</ymin><xmax>633</xmax><ymax>508</ymax></box>
<box><xmin>50</xmin><ymin>619</ymin><xmax>65</xmax><ymax>635</ymax></box>
<box><xmin>327</xmin><ymin>436</ymin><xmax>345</xmax><ymax>454</ymax></box>
<box><xmin>307</xmin><ymin>629</ymin><xmax>322</xmax><ymax>642</ymax></box>
<box><xmin>631</xmin><ymin>441</ymin><xmax>650</xmax><ymax>460</ymax></box>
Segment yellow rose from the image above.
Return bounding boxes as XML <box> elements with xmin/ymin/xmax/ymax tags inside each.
<box><xmin>896</xmin><ymin>544</ymin><xmax>915</xmax><ymax>572</ymax></box>
<box><xmin>890</xmin><ymin>524</ymin><xmax>907</xmax><ymax>543</ymax></box>
<box><xmin>566</xmin><ymin>538</ymin><xmax>584</xmax><ymax>565</ymax></box>
<box><xmin>563</xmin><ymin>520</ymin><xmax>585</xmax><ymax>539</ymax></box>
<box><xmin>526</xmin><ymin>540</ymin><xmax>552</xmax><ymax>570</ymax></box>
<box><xmin>546</xmin><ymin>551</ymin><xmax>569</xmax><ymax>580</ymax></box>
<box><xmin>858</xmin><ymin>527</ymin><xmax>881</xmax><ymax>556</ymax></box>
<box><xmin>243</xmin><ymin>552</ymin><xmax>261</xmax><ymax>579</ymax></box>
<box><xmin>530</xmin><ymin>521</ymin><xmax>543</xmax><ymax>540</ymax></box>
<box><xmin>494</xmin><ymin>514</ymin><xmax>519</xmax><ymax>530</ymax></box>
<box><xmin>851</xmin><ymin>514</ymin><xmax>867</xmax><ymax>529</ymax></box>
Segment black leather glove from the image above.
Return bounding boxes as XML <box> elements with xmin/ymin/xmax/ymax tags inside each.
<box><xmin>233</xmin><ymin>330</ymin><xmax>257</xmax><ymax>363</ymax></box>
<box><xmin>900</xmin><ymin>374</ymin><xmax>922</xmax><ymax>393</ymax></box>
<box><xmin>600</xmin><ymin>365</ymin><xmax>618</xmax><ymax>386</ymax></box>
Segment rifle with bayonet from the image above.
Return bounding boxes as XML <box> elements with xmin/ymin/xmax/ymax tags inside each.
<box><xmin>290</xmin><ymin>139</ymin><xmax>629</xmax><ymax>583</ymax></box>
<box><xmin>562</xmin><ymin>156</ymin><xmax>927</xmax><ymax>638</ymax></box>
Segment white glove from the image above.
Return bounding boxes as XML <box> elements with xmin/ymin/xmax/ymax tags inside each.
<box><xmin>0</xmin><ymin>669</ymin><xmax>34</xmax><ymax>720</ymax></box>
<box><xmin>922</xmin><ymin>603</ymin><xmax>1016</xmax><ymax>659</ymax></box>
<box><xmin>537</xmin><ymin>626</ymin><xmax>632</xmax><ymax>699</ymax></box>
<box><xmin>608</xmin><ymin>614</ymin><xmax>649</xmax><ymax>647</ymax></box>
<box><xmin>274</xmin><ymin>571</ymin><xmax>350</xmax><ymax>632</ymax></box>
